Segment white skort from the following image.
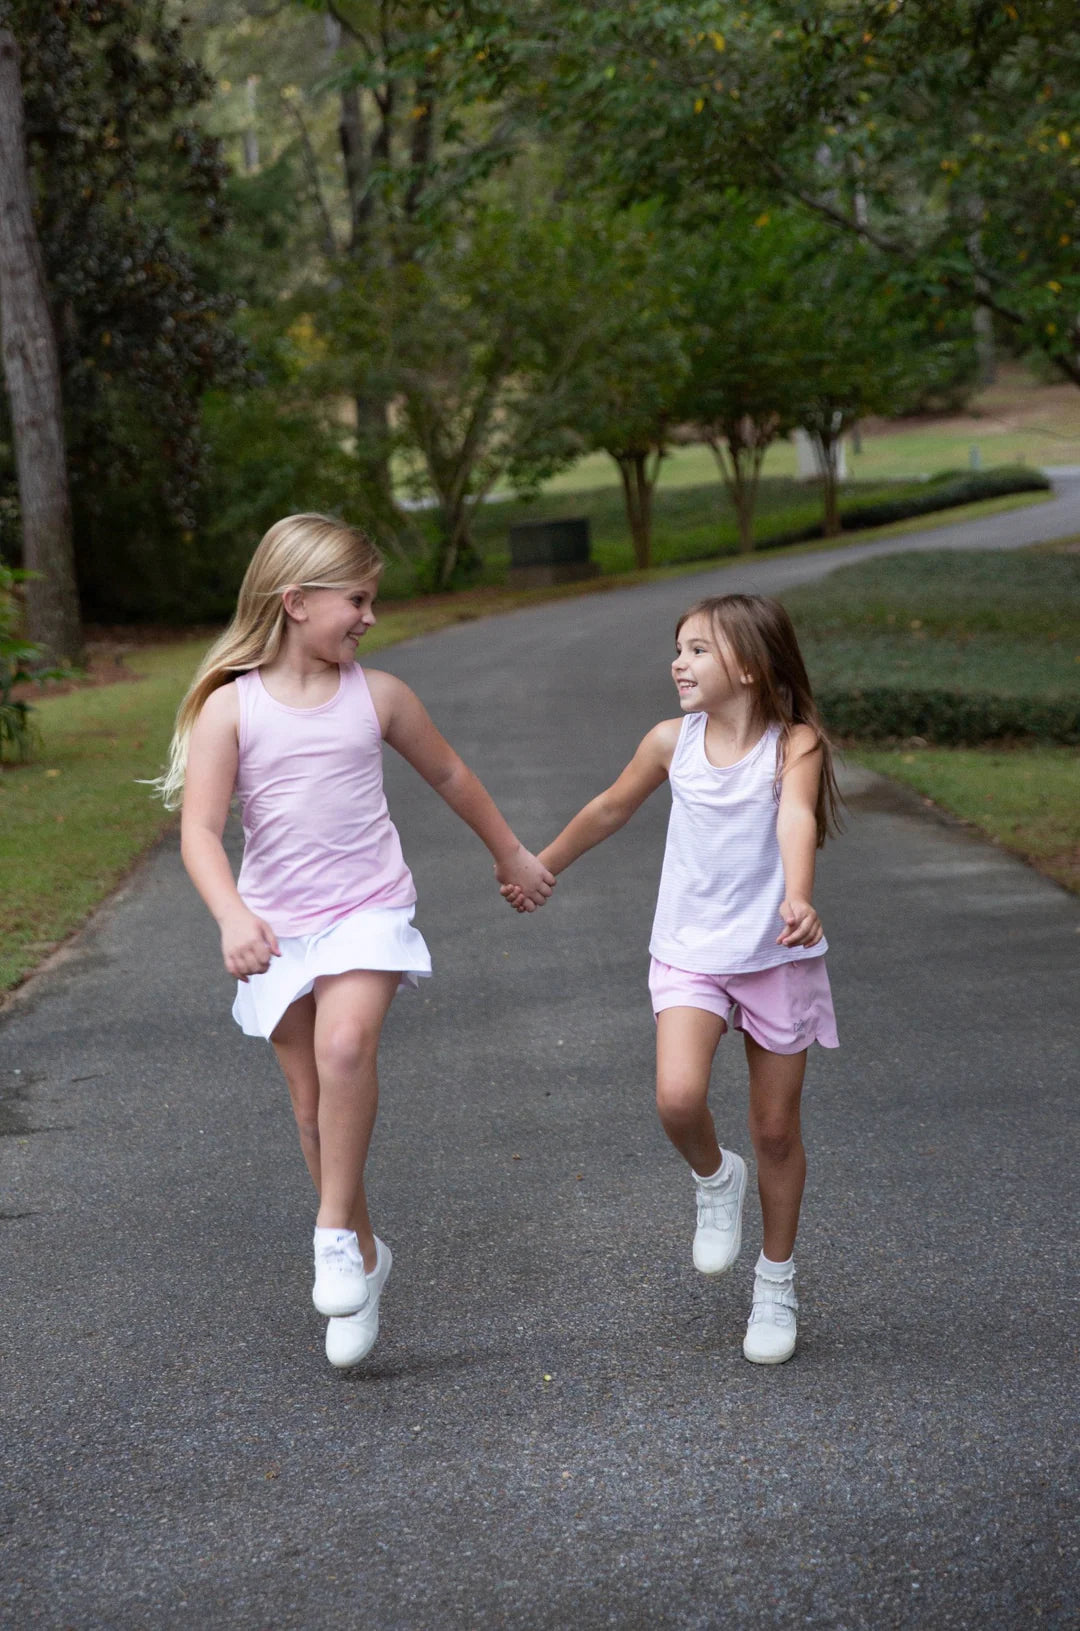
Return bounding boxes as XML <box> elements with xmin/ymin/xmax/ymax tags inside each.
<box><xmin>231</xmin><ymin>905</ymin><xmax>432</xmax><ymax>1040</ymax></box>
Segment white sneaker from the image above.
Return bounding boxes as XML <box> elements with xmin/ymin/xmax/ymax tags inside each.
<box><xmin>312</xmin><ymin>1229</ymin><xmax>369</xmax><ymax>1317</ymax></box>
<box><xmin>743</xmin><ymin>1261</ymin><xmax>798</xmax><ymax>1365</ymax></box>
<box><xmin>325</xmin><ymin>1238</ymin><xmax>392</xmax><ymax>1368</ymax></box>
<box><xmin>692</xmin><ymin>1152</ymin><xmax>747</xmax><ymax>1275</ymax></box>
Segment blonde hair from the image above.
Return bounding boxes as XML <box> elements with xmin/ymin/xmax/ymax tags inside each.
<box><xmin>153</xmin><ymin>514</ymin><xmax>383</xmax><ymax>808</ymax></box>
<box><xmin>676</xmin><ymin>593</ymin><xmax>843</xmax><ymax>846</ymax></box>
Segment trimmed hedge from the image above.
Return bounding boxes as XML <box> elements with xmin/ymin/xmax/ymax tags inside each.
<box><xmin>759</xmin><ymin>464</ymin><xmax>1050</xmax><ymax>550</ymax></box>
<box><xmin>818</xmin><ymin>686</ymin><xmax>1080</xmax><ymax>746</ymax></box>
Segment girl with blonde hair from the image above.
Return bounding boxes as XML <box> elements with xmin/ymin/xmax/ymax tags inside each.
<box><xmin>505</xmin><ymin>593</ymin><xmax>841</xmax><ymax>1365</ymax></box>
<box><xmin>163</xmin><ymin>514</ymin><xmax>554</xmax><ymax>1368</ymax></box>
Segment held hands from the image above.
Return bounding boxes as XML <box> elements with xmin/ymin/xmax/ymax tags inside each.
<box><xmin>776</xmin><ymin>897</ymin><xmax>823</xmax><ymax>949</ymax></box>
<box><xmin>494</xmin><ymin>843</ymin><xmax>556</xmax><ymax>914</ymax></box>
<box><xmin>220</xmin><ymin>907</ymin><xmax>281</xmax><ymax>981</ymax></box>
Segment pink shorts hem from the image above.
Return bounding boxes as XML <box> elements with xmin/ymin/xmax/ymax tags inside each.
<box><xmin>649</xmin><ymin>956</ymin><xmax>839</xmax><ymax>1055</ymax></box>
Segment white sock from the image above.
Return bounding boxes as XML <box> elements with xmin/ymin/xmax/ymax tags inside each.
<box><xmin>757</xmin><ymin>1250</ymin><xmax>795</xmax><ymax>1278</ymax></box>
<box><xmin>694</xmin><ymin>1149</ymin><xmax>731</xmax><ymax>1186</ymax></box>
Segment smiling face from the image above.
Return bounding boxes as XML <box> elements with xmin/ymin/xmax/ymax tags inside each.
<box><xmin>671</xmin><ymin>613</ymin><xmax>753</xmax><ymax>714</ymax></box>
<box><xmin>291</xmin><ymin>577</ymin><xmax>379</xmax><ymax>664</ymax></box>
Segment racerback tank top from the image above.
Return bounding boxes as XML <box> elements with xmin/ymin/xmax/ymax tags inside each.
<box><xmin>649</xmin><ymin>714</ymin><xmax>827</xmax><ymax>975</ymax></box>
<box><xmin>233</xmin><ymin>663</ymin><xmax>415</xmax><ymax>937</ymax></box>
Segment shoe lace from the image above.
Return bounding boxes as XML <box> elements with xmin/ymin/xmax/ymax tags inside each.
<box><xmin>317</xmin><ymin>1241</ymin><xmax>361</xmax><ymax>1275</ymax></box>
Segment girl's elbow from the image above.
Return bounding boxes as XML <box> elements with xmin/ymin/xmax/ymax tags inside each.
<box><xmin>181</xmin><ymin>819</ymin><xmax>221</xmax><ymax>859</ymax></box>
<box><xmin>594</xmin><ymin>793</ymin><xmax>632</xmax><ymax>833</ymax></box>
<box><xmin>779</xmin><ymin>802</ymin><xmax>817</xmax><ymax>833</ymax></box>
<box><xmin>430</xmin><ymin>754</ymin><xmax>469</xmax><ymax>797</ymax></box>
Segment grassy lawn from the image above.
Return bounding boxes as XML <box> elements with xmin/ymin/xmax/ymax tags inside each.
<box><xmin>849</xmin><ymin>745</ymin><xmax>1080</xmax><ymax>893</ymax></box>
<box><xmin>1</xmin><ymin>640</ymin><xmax>209</xmax><ymax>993</ymax></box>
<box><xmin>779</xmin><ymin>544</ymin><xmax>1080</xmax><ymax>894</ymax></box>
<box><xmin>781</xmin><ymin>546</ymin><xmax>1080</xmax><ymax>700</ymax></box>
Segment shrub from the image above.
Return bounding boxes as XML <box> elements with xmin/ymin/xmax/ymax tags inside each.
<box><xmin>0</xmin><ymin>561</ymin><xmax>70</xmax><ymax>762</ymax></box>
<box><xmin>818</xmin><ymin>686</ymin><xmax>1080</xmax><ymax>746</ymax></box>
<box><xmin>758</xmin><ymin>465</ymin><xmax>1049</xmax><ymax>551</ymax></box>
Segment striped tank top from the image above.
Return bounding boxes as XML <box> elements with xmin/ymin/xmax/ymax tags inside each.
<box><xmin>649</xmin><ymin>714</ymin><xmax>827</xmax><ymax>975</ymax></box>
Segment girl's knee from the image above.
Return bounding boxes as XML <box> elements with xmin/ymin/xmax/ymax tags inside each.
<box><xmin>316</xmin><ymin>1019</ymin><xmax>380</xmax><ymax>1077</ymax></box>
<box><xmin>656</xmin><ymin>1074</ymin><xmax>708</xmax><ymax>1128</ymax></box>
<box><xmin>750</xmin><ymin>1117</ymin><xmax>800</xmax><ymax>1165</ymax></box>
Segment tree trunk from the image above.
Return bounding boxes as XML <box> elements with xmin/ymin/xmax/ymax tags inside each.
<box><xmin>354</xmin><ymin>388</ymin><xmax>395</xmax><ymax>513</ymax></box>
<box><xmin>818</xmin><ymin>434</ymin><xmax>842</xmax><ymax>536</ymax></box>
<box><xmin>434</xmin><ymin>496</ymin><xmax>479</xmax><ymax>590</ymax></box>
<box><xmin>707</xmin><ymin>434</ymin><xmax>762</xmax><ymax>554</ymax></box>
<box><xmin>614</xmin><ymin>451</ymin><xmax>654</xmax><ymax>569</ymax></box>
<box><xmin>729</xmin><ymin>452</ymin><xmax>755</xmax><ymax>553</ymax></box>
<box><xmin>340</xmin><ymin>81</ymin><xmax>372</xmax><ymax>253</ymax></box>
<box><xmin>973</xmin><ymin>306</ymin><xmax>996</xmax><ymax>387</ymax></box>
<box><xmin>0</xmin><ymin>29</ymin><xmax>81</xmax><ymax>664</ymax></box>
<box><xmin>405</xmin><ymin>72</ymin><xmax>437</xmax><ymax>220</ymax></box>
<box><xmin>326</xmin><ymin>11</ymin><xmax>408</xmax><ymax>541</ymax></box>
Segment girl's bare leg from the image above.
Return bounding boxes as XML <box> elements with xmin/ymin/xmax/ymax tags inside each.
<box><xmin>270</xmin><ymin>972</ymin><xmax>398</xmax><ymax>1271</ymax></box>
<box><xmin>655</xmin><ymin>1006</ymin><xmax>727</xmax><ymax>1175</ymax></box>
<box><xmin>270</xmin><ymin>993</ymin><xmax>322</xmax><ymax>1191</ymax></box>
<box><xmin>310</xmin><ymin>969</ymin><xmax>399</xmax><ymax>1261</ymax></box>
<box><xmin>745</xmin><ymin>1035</ymin><xmax>807</xmax><ymax>1262</ymax></box>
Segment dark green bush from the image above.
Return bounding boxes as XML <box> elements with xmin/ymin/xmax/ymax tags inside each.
<box><xmin>819</xmin><ymin>686</ymin><xmax>1080</xmax><ymax>745</ymax></box>
<box><xmin>759</xmin><ymin>465</ymin><xmax>1050</xmax><ymax>551</ymax></box>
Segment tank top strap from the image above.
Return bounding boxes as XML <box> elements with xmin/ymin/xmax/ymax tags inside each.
<box><xmin>234</xmin><ymin>668</ymin><xmax>261</xmax><ymax>759</ymax></box>
<box><xmin>339</xmin><ymin>661</ymin><xmax>383</xmax><ymax>739</ymax></box>
<box><xmin>669</xmin><ymin>711</ymin><xmax>703</xmax><ymax>776</ymax></box>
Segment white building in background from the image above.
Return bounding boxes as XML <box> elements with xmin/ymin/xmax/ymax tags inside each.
<box><xmin>793</xmin><ymin>428</ymin><xmax>849</xmax><ymax>482</ymax></box>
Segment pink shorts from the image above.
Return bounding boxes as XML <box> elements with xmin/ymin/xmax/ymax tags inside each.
<box><xmin>648</xmin><ymin>956</ymin><xmax>839</xmax><ymax>1055</ymax></box>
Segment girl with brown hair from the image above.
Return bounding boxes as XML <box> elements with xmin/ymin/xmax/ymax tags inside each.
<box><xmin>504</xmin><ymin>593</ymin><xmax>841</xmax><ymax>1364</ymax></box>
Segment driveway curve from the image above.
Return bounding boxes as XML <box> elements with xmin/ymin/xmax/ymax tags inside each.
<box><xmin>2</xmin><ymin>479</ymin><xmax>1078</xmax><ymax>1629</ymax></box>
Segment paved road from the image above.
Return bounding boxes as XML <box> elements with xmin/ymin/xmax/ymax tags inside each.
<box><xmin>3</xmin><ymin>489</ymin><xmax>1079</xmax><ymax>1628</ymax></box>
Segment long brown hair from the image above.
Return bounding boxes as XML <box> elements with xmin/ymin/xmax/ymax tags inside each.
<box><xmin>676</xmin><ymin>593</ymin><xmax>843</xmax><ymax>845</ymax></box>
<box><xmin>152</xmin><ymin>514</ymin><xmax>383</xmax><ymax>808</ymax></box>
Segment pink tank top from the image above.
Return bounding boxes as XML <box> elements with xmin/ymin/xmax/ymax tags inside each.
<box><xmin>233</xmin><ymin>663</ymin><xmax>415</xmax><ymax>937</ymax></box>
<box><xmin>649</xmin><ymin>715</ymin><xmax>827</xmax><ymax>975</ymax></box>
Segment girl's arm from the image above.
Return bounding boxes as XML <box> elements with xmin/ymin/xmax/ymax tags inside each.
<box><xmin>373</xmin><ymin>673</ymin><xmax>555</xmax><ymax>910</ymax></box>
<box><xmin>776</xmin><ymin>725</ymin><xmax>824</xmax><ymax>948</ymax></box>
<box><xmin>180</xmin><ymin>685</ymin><xmax>281</xmax><ymax>979</ymax></box>
<box><xmin>534</xmin><ymin>720</ymin><xmax>679</xmax><ymax>877</ymax></box>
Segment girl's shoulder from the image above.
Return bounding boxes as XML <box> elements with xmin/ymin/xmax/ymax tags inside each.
<box><xmin>359</xmin><ymin>666</ymin><xmax>413</xmax><ymax>711</ymax></box>
<box><xmin>357</xmin><ymin>666</ymin><xmax>417</xmax><ymax>739</ymax></box>
<box><xmin>197</xmin><ymin>677</ymin><xmax>240</xmax><ymax>726</ymax></box>
<box><xmin>359</xmin><ymin>665</ymin><xmax>399</xmax><ymax>695</ymax></box>
<box><xmin>782</xmin><ymin>722</ymin><xmax>821</xmax><ymax>767</ymax></box>
<box><xmin>641</xmin><ymin>716</ymin><xmax>685</xmax><ymax>771</ymax></box>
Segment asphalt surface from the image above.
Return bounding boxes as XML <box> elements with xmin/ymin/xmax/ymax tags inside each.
<box><xmin>3</xmin><ymin>488</ymin><xmax>1080</xmax><ymax>1629</ymax></box>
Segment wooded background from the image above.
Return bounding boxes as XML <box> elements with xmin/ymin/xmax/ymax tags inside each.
<box><xmin>1</xmin><ymin>0</ymin><xmax>1077</xmax><ymax>659</ymax></box>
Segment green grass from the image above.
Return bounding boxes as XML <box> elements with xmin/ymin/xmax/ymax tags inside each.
<box><xmin>849</xmin><ymin>745</ymin><xmax>1080</xmax><ymax>893</ymax></box>
<box><xmin>782</xmin><ymin>546</ymin><xmax>1080</xmax><ymax>701</ymax></box>
<box><xmin>0</xmin><ymin>641</ymin><xmax>208</xmax><ymax>992</ymax></box>
<box><xmin>781</xmin><ymin>544</ymin><xmax>1080</xmax><ymax>637</ymax></box>
<box><xmin>784</xmin><ymin>545</ymin><xmax>1080</xmax><ymax>893</ymax></box>
<box><xmin>538</xmin><ymin>425</ymin><xmax>1065</xmax><ymax>493</ymax></box>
